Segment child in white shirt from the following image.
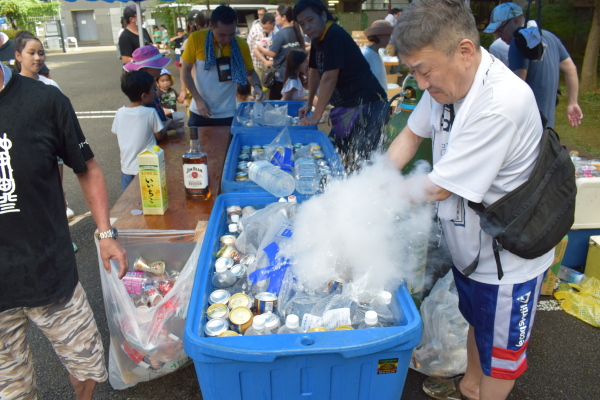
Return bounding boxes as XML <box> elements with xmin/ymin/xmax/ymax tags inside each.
<box><xmin>112</xmin><ymin>71</ymin><xmax>166</xmax><ymax>191</ymax></box>
<box><xmin>281</xmin><ymin>49</ymin><xmax>311</xmax><ymax>101</ymax></box>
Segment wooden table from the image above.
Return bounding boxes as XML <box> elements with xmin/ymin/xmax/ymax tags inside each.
<box><xmin>110</xmin><ymin>126</ymin><xmax>230</xmax><ymax>232</ymax></box>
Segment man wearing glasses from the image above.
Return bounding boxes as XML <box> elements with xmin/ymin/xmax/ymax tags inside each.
<box><xmin>484</xmin><ymin>2</ymin><xmax>583</xmax><ymax>129</ymax></box>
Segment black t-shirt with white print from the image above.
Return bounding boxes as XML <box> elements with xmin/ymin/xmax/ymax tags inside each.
<box><xmin>309</xmin><ymin>23</ymin><xmax>385</xmax><ymax>108</ymax></box>
<box><xmin>0</xmin><ymin>72</ymin><xmax>94</xmax><ymax>312</ymax></box>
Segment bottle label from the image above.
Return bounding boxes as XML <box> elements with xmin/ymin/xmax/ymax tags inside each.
<box><xmin>183</xmin><ymin>163</ymin><xmax>208</xmax><ymax>189</ymax></box>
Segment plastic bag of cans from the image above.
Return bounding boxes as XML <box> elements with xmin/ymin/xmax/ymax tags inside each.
<box><xmin>95</xmin><ymin>230</ymin><xmax>201</xmax><ymax>389</ymax></box>
<box><xmin>569</xmin><ymin>151</ymin><xmax>600</xmax><ymax>178</ymax></box>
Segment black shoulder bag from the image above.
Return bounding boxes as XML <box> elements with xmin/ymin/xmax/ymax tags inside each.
<box><xmin>464</xmin><ymin>127</ymin><xmax>576</xmax><ymax>280</ymax></box>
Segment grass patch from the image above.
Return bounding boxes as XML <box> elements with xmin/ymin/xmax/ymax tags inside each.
<box><xmin>553</xmin><ymin>86</ymin><xmax>600</xmax><ymax>158</ymax></box>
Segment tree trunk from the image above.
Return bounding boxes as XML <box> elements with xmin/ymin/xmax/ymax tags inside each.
<box><xmin>581</xmin><ymin>0</ymin><xmax>600</xmax><ymax>92</ymax></box>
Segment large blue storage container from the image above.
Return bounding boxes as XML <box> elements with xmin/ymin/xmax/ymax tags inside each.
<box><xmin>184</xmin><ymin>192</ymin><xmax>423</xmax><ymax>400</ymax></box>
<box><xmin>232</xmin><ymin>101</ymin><xmax>317</xmax><ymax>133</ymax></box>
<box><xmin>221</xmin><ymin>129</ymin><xmax>345</xmax><ymax>194</ymax></box>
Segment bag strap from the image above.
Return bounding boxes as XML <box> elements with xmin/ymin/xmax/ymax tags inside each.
<box><xmin>463</xmin><ymin>206</ymin><xmax>505</xmax><ymax>280</ymax></box>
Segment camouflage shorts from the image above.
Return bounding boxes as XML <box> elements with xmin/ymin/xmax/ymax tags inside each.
<box><xmin>0</xmin><ymin>282</ymin><xmax>107</xmax><ymax>400</ymax></box>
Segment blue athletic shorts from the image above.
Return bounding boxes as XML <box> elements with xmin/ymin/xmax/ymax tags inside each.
<box><xmin>452</xmin><ymin>266</ymin><xmax>545</xmax><ymax>380</ymax></box>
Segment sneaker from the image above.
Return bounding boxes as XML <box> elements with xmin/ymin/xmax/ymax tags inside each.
<box><xmin>422</xmin><ymin>376</ymin><xmax>473</xmax><ymax>400</ymax></box>
<box><xmin>66</xmin><ymin>206</ymin><xmax>75</xmax><ymax>220</ymax></box>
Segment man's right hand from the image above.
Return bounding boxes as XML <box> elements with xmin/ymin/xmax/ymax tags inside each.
<box><xmin>196</xmin><ymin>98</ymin><xmax>212</xmax><ymax>118</ymax></box>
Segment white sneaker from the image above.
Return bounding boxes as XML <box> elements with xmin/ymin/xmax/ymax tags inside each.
<box><xmin>66</xmin><ymin>207</ymin><xmax>75</xmax><ymax>220</ymax></box>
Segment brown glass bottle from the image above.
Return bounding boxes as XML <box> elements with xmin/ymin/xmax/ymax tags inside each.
<box><xmin>182</xmin><ymin>126</ymin><xmax>211</xmax><ymax>201</ymax></box>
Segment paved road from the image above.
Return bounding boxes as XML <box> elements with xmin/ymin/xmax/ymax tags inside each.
<box><xmin>25</xmin><ymin>47</ymin><xmax>599</xmax><ymax>400</ymax></box>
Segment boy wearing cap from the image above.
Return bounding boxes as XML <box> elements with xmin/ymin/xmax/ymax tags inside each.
<box><xmin>119</xmin><ymin>4</ymin><xmax>153</xmax><ymax>65</ymax></box>
<box><xmin>361</xmin><ymin>20</ymin><xmax>393</xmax><ymax>97</ymax></box>
<box><xmin>484</xmin><ymin>2</ymin><xmax>583</xmax><ymax>129</ymax></box>
<box><xmin>181</xmin><ymin>5</ymin><xmax>264</xmax><ymax>127</ymax></box>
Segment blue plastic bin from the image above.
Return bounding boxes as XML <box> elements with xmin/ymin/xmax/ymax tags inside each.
<box><xmin>562</xmin><ymin>229</ymin><xmax>600</xmax><ymax>268</ymax></box>
<box><xmin>184</xmin><ymin>192</ymin><xmax>423</xmax><ymax>400</ymax></box>
<box><xmin>232</xmin><ymin>101</ymin><xmax>317</xmax><ymax>133</ymax></box>
<box><xmin>221</xmin><ymin>129</ymin><xmax>344</xmax><ymax>194</ymax></box>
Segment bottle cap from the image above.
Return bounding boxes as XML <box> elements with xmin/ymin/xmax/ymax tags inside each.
<box><xmin>365</xmin><ymin>310</ymin><xmax>378</xmax><ymax>325</ymax></box>
<box><xmin>286</xmin><ymin>314</ymin><xmax>299</xmax><ymax>328</ymax></box>
<box><xmin>231</xmin><ymin>214</ymin><xmax>240</xmax><ymax>223</ymax></box>
<box><xmin>380</xmin><ymin>291</ymin><xmax>392</xmax><ymax>305</ymax></box>
<box><xmin>253</xmin><ymin>315</ymin><xmax>265</xmax><ymax>329</ymax></box>
<box><xmin>228</xmin><ymin>223</ymin><xmax>238</xmax><ymax>233</ymax></box>
<box><xmin>152</xmin><ymin>145</ymin><xmax>160</xmax><ymax>152</ymax></box>
<box><xmin>215</xmin><ymin>263</ymin><xmax>228</xmax><ymax>273</ymax></box>
<box><xmin>287</xmin><ymin>195</ymin><xmax>297</xmax><ymax>203</ymax></box>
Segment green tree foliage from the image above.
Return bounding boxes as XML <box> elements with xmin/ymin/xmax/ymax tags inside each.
<box><xmin>0</xmin><ymin>0</ymin><xmax>59</xmax><ymax>30</ymax></box>
<box><xmin>540</xmin><ymin>0</ymin><xmax>591</xmax><ymax>54</ymax></box>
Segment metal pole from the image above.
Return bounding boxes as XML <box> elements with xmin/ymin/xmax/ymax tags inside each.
<box><xmin>55</xmin><ymin>0</ymin><xmax>66</xmax><ymax>53</ymax></box>
<box><xmin>135</xmin><ymin>1</ymin><xmax>144</xmax><ymax>49</ymax></box>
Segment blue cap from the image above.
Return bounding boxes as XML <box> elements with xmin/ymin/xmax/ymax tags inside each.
<box><xmin>484</xmin><ymin>3</ymin><xmax>523</xmax><ymax>33</ymax></box>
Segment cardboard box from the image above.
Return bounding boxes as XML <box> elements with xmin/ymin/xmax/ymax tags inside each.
<box><xmin>585</xmin><ymin>235</ymin><xmax>600</xmax><ymax>280</ymax></box>
<box><xmin>540</xmin><ymin>235</ymin><xmax>568</xmax><ymax>295</ymax></box>
<box><xmin>137</xmin><ymin>146</ymin><xmax>168</xmax><ymax>215</ymax></box>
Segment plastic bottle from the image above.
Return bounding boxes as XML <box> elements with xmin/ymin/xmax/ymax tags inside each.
<box><xmin>277</xmin><ymin>314</ymin><xmax>304</xmax><ymax>334</ymax></box>
<box><xmin>211</xmin><ymin>263</ymin><xmax>236</xmax><ymax>290</ymax></box>
<box><xmin>226</xmin><ymin>223</ymin><xmax>239</xmax><ymax>237</ymax></box>
<box><xmin>253</xmin><ymin>100</ymin><xmax>264</xmax><ymax>120</ymax></box>
<box><xmin>371</xmin><ymin>291</ymin><xmax>397</xmax><ymax>327</ymax></box>
<box><xmin>358</xmin><ymin>310</ymin><xmax>383</xmax><ymax>329</ymax></box>
<box><xmin>294</xmin><ymin>157</ymin><xmax>320</xmax><ymax>195</ymax></box>
<box><xmin>248</xmin><ymin>161</ymin><xmax>295</xmax><ymax>197</ymax></box>
<box><xmin>244</xmin><ymin>315</ymin><xmax>272</xmax><ymax>336</ymax></box>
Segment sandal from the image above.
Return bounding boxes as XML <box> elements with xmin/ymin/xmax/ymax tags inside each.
<box><xmin>422</xmin><ymin>376</ymin><xmax>474</xmax><ymax>400</ymax></box>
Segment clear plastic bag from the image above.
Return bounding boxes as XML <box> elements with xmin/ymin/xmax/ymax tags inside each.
<box><xmin>410</xmin><ymin>270</ymin><xmax>469</xmax><ymax>377</ymax></box>
<box><xmin>263</xmin><ymin>103</ymin><xmax>289</xmax><ymax>126</ymax></box>
<box><xmin>263</xmin><ymin>127</ymin><xmax>294</xmax><ymax>172</ymax></box>
<box><xmin>95</xmin><ymin>230</ymin><xmax>201</xmax><ymax>389</ymax></box>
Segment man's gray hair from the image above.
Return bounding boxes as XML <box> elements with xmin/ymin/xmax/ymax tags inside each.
<box><xmin>393</xmin><ymin>0</ymin><xmax>480</xmax><ymax>58</ymax></box>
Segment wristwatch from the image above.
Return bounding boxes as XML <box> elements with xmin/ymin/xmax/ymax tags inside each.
<box><xmin>96</xmin><ymin>227</ymin><xmax>118</xmax><ymax>240</ymax></box>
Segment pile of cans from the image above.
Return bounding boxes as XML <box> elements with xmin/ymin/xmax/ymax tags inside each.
<box><xmin>235</xmin><ymin>143</ymin><xmax>332</xmax><ymax>182</ymax></box>
<box><xmin>122</xmin><ymin>256</ymin><xmax>179</xmax><ymax>309</ymax></box>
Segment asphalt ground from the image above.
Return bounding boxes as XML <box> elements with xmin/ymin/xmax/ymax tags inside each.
<box><xmin>22</xmin><ymin>46</ymin><xmax>599</xmax><ymax>400</ymax></box>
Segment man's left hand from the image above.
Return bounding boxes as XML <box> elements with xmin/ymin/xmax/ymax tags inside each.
<box><xmin>100</xmin><ymin>239</ymin><xmax>128</xmax><ymax>279</ymax></box>
<box><xmin>567</xmin><ymin>104</ymin><xmax>583</xmax><ymax>127</ymax></box>
<box><xmin>301</xmin><ymin>113</ymin><xmax>320</xmax><ymax>126</ymax></box>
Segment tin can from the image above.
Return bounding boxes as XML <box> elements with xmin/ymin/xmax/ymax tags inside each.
<box><xmin>217</xmin><ymin>245</ymin><xmax>242</xmax><ymax>263</ymax></box>
<box><xmin>215</xmin><ymin>257</ymin><xmax>234</xmax><ymax>270</ymax></box>
<box><xmin>219</xmin><ymin>235</ymin><xmax>237</xmax><ymax>248</ymax></box>
<box><xmin>241</xmin><ymin>145</ymin><xmax>251</xmax><ymax>152</ymax></box>
<box><xmin>207</xmin><ymin>303</ymin><xmax>230</xmax><ymax>320</ymax></box>
<box><xmin>309</xmin><ymin>144</ymin><xmax>322</xmax><ymax>152</ymax></box>
<box><xmin>334</xmin><ymin>325</ymin><xmax>354</xmax><ymax>331</ymax></box>
<box><xmin>263</xmin><ymin>312</ymin><xmax>282</xmax><ymax>332</ymax></box>
<box><xmin>229</xmin><ymin>293</ymin><xmax>251</xmax><ymax>309</ymax></box>
<box><xmin>308</xmin><ymin>326</ymin><xmax>328</xmax><ymax>332</ymax></box>
<box><xmin>251</xmin><ymin>145</ymin><xmax>262</xmax><ymax>150</ymax></box>
<box><xmin>218</xmin><ymin>330</ymin><xmax>240</xmax><ymax>337</ymax></box>
<box><xmin>254</xmin><ymin>292</ymin><xmax>278</xmax><ymax>315</ymax></box>
<box><xmin>313</xmin><ymin>150</ymin><xmax>325</xmax><ymax>159</ymax></box>
<box><xmin>229</xmin><ymin>306</ymin><xmax>253</xmax><ymax>333</ymax></box>
<box><xmin>205</xmin><ymin>318</ymin><xmax>229</xmax><ymax>337</ymax></box>
<box><xmin>209</xmin><ymin>289</ymin><xmax>231</xmax><ymax>305</ymax></box>
<box><xmin>238</xmin><ymin>153</ymin><xmax>250</xmax><ymax>162</ymax></box>
<box><xmin>230</xmin><ymin>264</ymin><xmax>247</xmax><ymax>279</ymax></box>
<box><xmin>235</xmin><ymin>172</ymin><xmax>249</xmax><ymax>181</ymax></box>
<box><xmin>133</xmin><ymin>256</ymin><xmax>166</xmax><ymax>275</ymax></box>
<box><xmin>239</xmin><ymin>254</ymin><xmax>256</xmax><ymax>266</ymax></box>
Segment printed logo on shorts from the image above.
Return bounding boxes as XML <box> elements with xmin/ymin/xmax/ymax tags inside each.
<box><xmin>517</xmin><ymin>292</ymin><xmax>531</xmax><ymax>303</ymax></box>
<box><xmin>515</xmin><ymin>291</ymin><xmax>531</xmax><ymax>347</ymax></box>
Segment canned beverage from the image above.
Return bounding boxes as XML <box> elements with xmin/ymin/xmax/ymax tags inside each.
<box><xmin>308</xmin><ymin>142</ymin><xmax>319</xmax><ymax>147</ymax></box>
<box><xmin>216</xmin><ymin>245</ymin><xmax>242</xmax><ymax>262</ymax></box>
<box><xmin>238</xmin><ymin>153</ymin><xmax>250</xmax><ymax>162</ymax></box>
<box><xmin>308</xmin><ymin>326</ymin><xmax>328</xmax><ymax>332</ymax></box>
<box><xmin>235</xmin><ymin>172</ymin><xmax>249</xmax><ymax>181</ymax></box>
<box><xmin>218</xmin><ymin>330</ymin><xmax>241</xmax><ymax>337</ymax></box>
<box><xmin>157</xmin><ymin>279</ymin><xmax>175</xmax><ymax>296</ymax></box>
<box><xmin>215</xmin><ymin>257</ymin><xmax>234</xmax><ymax>270</ymax></box>
<box><xmin>230</xmin><ymin>264</ymin><xmax>247</xmax><ymax>279</ymax></box>
<box><xmin>251</xmin><ymin>145</ymin><xmax>262</xmax><ymax>150</ymax></box>
<box><xmin>205</xmin><ymin>318</ymin><xmax>229</xmax><ymax>337</ymax></box>
<box><xmin>207</xmin><ymin>303</ymin><xmax>230</xmax><ymax>320</ymax></box>
<box><xmin>237</xmin><ymin>162</ymin><xmax>249</xmax><ymax>171</ymax></box>
<box><xmin>134</xmin><ymin>256</ymin><xmax>166</xmax><ymax>275</ymax></box>
<box><xmin>229</xmin><ymin>293</ymin><xmax>251</xmax><ymax>309</ymax></box>
<box><xmin>254</xmin><ymin>292</ymin><xmax>278</xmax><ymax>315</ymax></box>
<box><xmin>309</xmin><ymin>144</ymin><xmax>322</xmax><ymax>152</ymax></box>
<box><xmin>122</xmin><ymin>271</ymin><xmax>145</xmax><ymax>295</ymax></box>
<box><xmin>239</xmin><ymin>254</ymin><xmax>256</xmax><ymax>266</ymax></box>
<box><xmin>229</xmin><ymin>306</ymin><xmax>253</xmax><ymax>333</ymax></box>
<box><xmin>240</xmin><ymin>148</ymin><xmax>250</xmax><ymax>155</ymax></box>
<box><xmin>313</xmin><ymin>150</ymin><xmax>325</xmax><ymax>159</ymax></box>
<box><xmin>209</xmin><ymin>289</ymin><xmax>231</xmax><ymax>305</ymax></box>
<box><xmin>334</xmin><ymin>325</ymin><xmax>354</xmax><ymax>331</ymax></box>
<box><xmin>219</xmin><ymin>235</ymin><xmax>237</xmax><ymax>248</ymax></box>
<box><xmin>263</xmin><ymin>312</ymin><xmax>282</xmax><ymax>332</ymax></box>
<box><xmin>241</xmin><ymin>145</ymin><xmax>251</xmax><ymax>152</ymax></box>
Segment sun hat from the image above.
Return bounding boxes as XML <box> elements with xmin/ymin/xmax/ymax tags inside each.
<box><xmin>364</xmin><ymin>20</ymin><xmax>393</xmax><ymax>37</ymax></box>
<box><xmin>123</xmin><ymin>46</ymin><xmax>171</xmax><ymax>72</ymax></box>
<box><xmin>484</xmin><ymin>2</ymin><xmax>523</xmax><ymax>33</ymax></box>
<box><xmin>123</xmin><ymin>4</ymin><xmax>146</xmax><ymax>20</ymax></box>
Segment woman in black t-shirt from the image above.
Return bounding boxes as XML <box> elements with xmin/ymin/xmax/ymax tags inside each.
<box><xmin>294</xmin><ymin>0</ymin><xmax>388</xmax><ymax>172</ymax></box>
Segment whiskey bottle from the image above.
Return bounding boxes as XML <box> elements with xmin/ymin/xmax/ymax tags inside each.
<box><xmin>182</xmin><ymin>126</ymin><xmax>211</xmax><ymax>201</ymax></box>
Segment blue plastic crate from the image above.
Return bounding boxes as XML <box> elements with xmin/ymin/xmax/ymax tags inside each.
<box><xmin>562</xmin><ymin>229</ymin><xmax>600</xmax><ymax>268</ymax></box>
<box><xmin>232</xmin><ymin>100</ymin><xmax>317</xmax><ymax>133</ymax></box>
<box><xmin>184</xmin><ymin>192</ymin><xmax>423</xmax><ymax>400</ymax></box>
<box><xmin>221</xmin><ymin>129</ymin><xmax>344</xmax><ymax>194</ymax></box>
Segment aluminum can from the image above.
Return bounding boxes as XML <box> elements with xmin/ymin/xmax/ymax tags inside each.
<box><xmin>219</xmin><ymin>235</ymin><xmax>237</xmax><ymax>248</ymax></box>
<box><xmin>239</xmin><ymin>254</ymin><xmax>256</xmax><ymax>266</ymax></box>
<box><xmin>216</xmin><ymin>245</ymin><xmax>242</xmax><ymax>262</ymax></box>
<box><xmin>308</xmin><ymin>326</ymin><xmax>328</xmax><ymax>332</ymax></box>
<box><xmin>205</xmin><ymin>318</ymin><xmax>229</xmax><ymax>337</ymax></box>
<box><xmin>235</xmin><ymin>172</ymin><xmax>249</xmax><ymax>181</ymax></box>
<box><xmin>209</xmin><ymin>289</ymin><xmax>231</xmax><ymax>305</ymax></box>
<box><xmin>207</xmin><ymin>303</ymin><xmax>230</xmax><ymax>320</ymax></box>
<box><xmin>254</xmin><ymin>292</ymin><xmax>278</xmax><ymax>315</ymax></box>
<box><xmin>241</xmin><ymin>145</ymin><xmax>251</xmax><ymax>152</ymax></box>
<box><xmin>229</xmin><ymin>306</ymin><xmax>253</xmax><ymax>333</ymax></box>
<box><xmin>230</xmin><ymin>264</ymin><xmax>247</xmax><ymax>278</ymax></box>
<box><xmin>218</xmin><ymin>330</ymin><xmax>240</xmax><ymax>337</ymax></box>
<box><xmin>313</xmin><ymin>150</ymin><xmax>325</xmax><ymax>159</ymax></box>
<box><xmin>334</xmin><ymin>325</ymin><xmax>354</xmax><ymax>331</ymax></box>
<box><xmin>251</xmin><ymin>145</ymin><xmax>262</xmax><ymax>150</ymax></box>
<box><xmin>238</xmin><ymin>153</ymin><xmax>250</xmax><ymax>162</ymax></box>
<box><xmin>229</xmin><ymin>293</ymin><xmax>251</xmax><ymax>309</ymax></box>
<box><xmin>263</xmin><ymin>312</ymin><xmax>282</xmax><ymax>332</ymax></box>
<box><xmin>215</xmin><ymin>257</ymin><xmax>234</xmax><ymax>270</ymax></box>
<box><xmin>133</xmin><ymin>256</ymin><xmax>166</xmax><ymax>275</ymax></box>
